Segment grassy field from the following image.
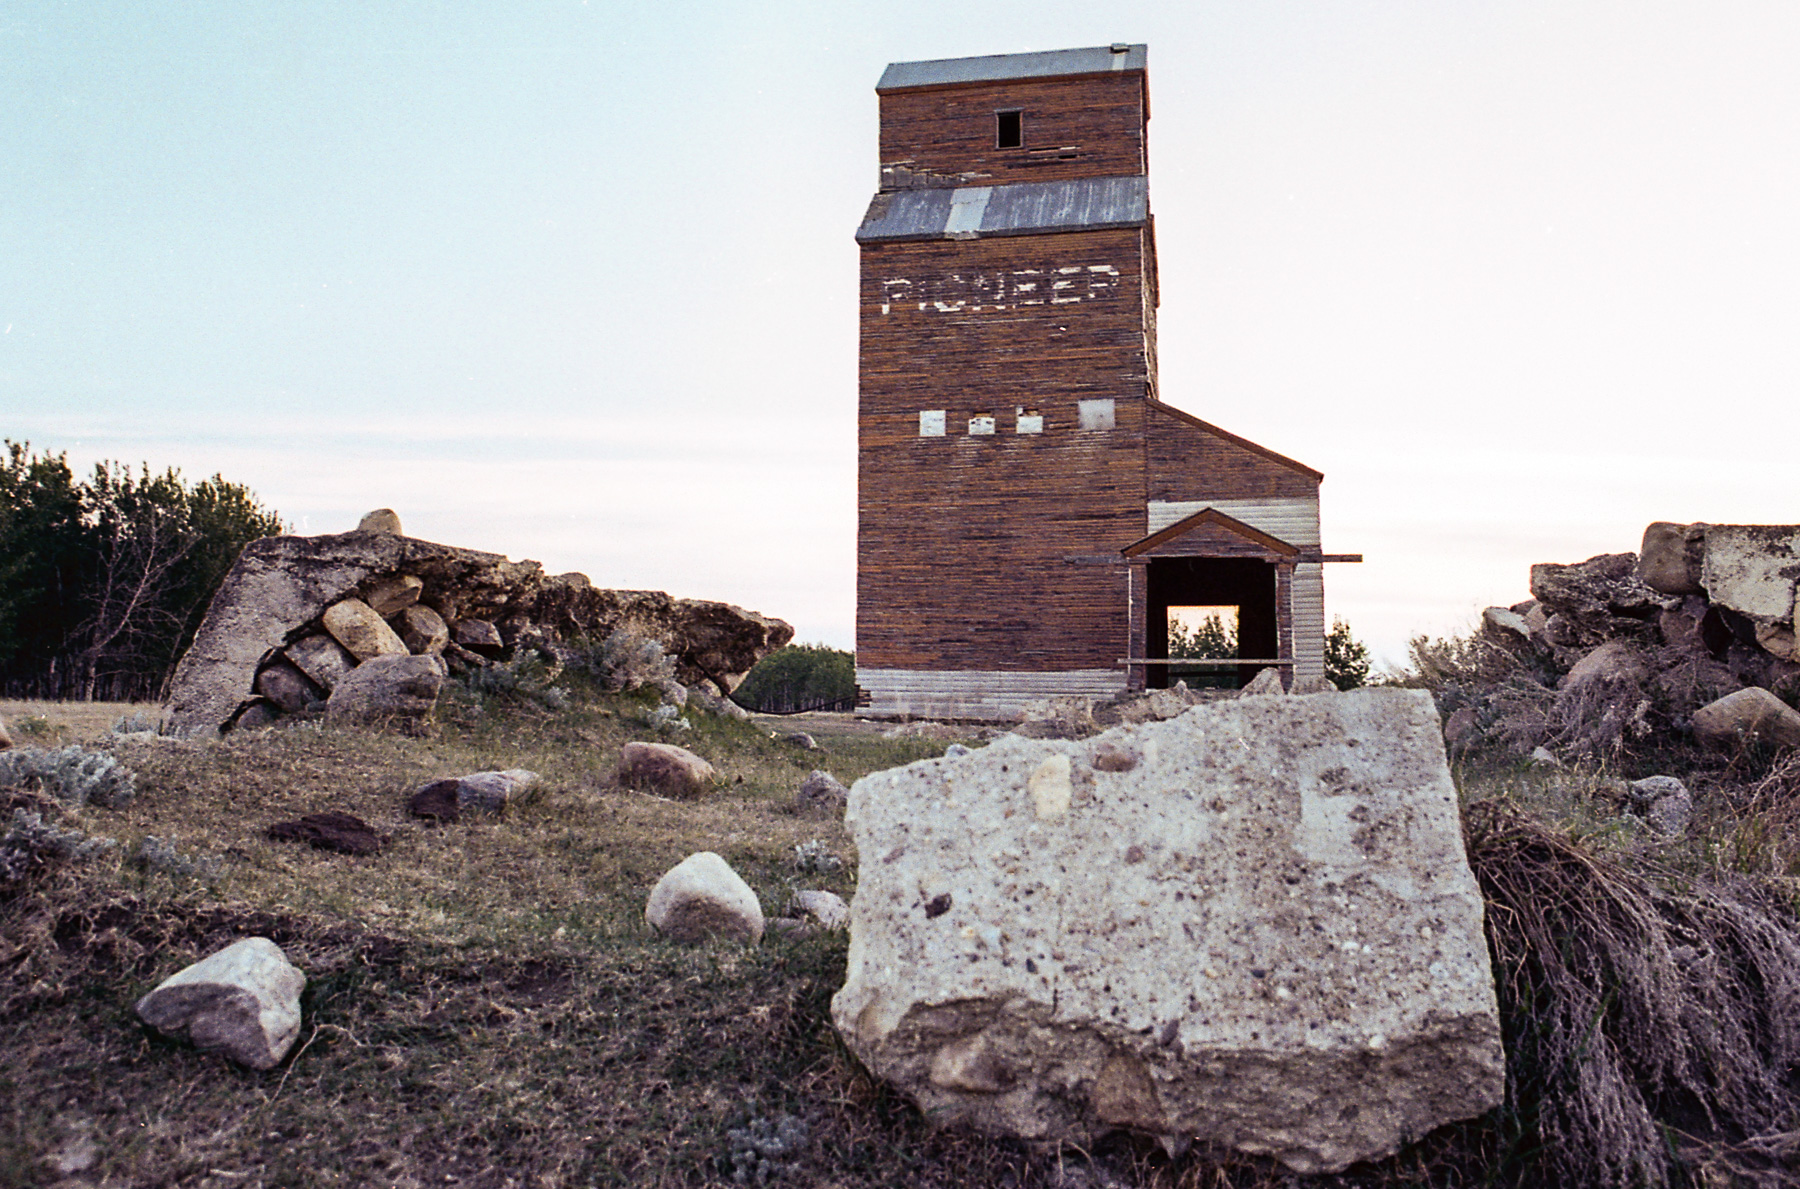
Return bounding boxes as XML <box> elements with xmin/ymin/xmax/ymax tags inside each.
<box><xmin>3</xmin><ymin>686</ymin><xmax>1799</xmax><ymax>1188</ymax></box>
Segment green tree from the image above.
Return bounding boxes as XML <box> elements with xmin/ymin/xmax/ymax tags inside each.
<box><xmin>1325</xmin><ymin>617</ymin><xmax>1372</xmax><ymax>690</ymax></box>
<box><xmin>732</xmin><ymin>643</ymin><xmax>856</xmax><ymax>713</ymax></box>
<box><xmin>0</xmin><ymin>441</ymin><xmax>285</xmax><ymax>699</ymax></box>
<box><xmin>1167</xmin><ymin>612</ymin><xmax>1236</xmax><ymax>659</ymax></box>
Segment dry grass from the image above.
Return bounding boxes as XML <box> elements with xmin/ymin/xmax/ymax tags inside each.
<box><xmin>5</xmin><ymin>686</ymin><xmax>1800</xmax><ymax>1187</ymax></box>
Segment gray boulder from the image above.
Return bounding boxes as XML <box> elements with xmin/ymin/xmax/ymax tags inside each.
<box><xmin>792</xmin><ymin>889</ymin><xmax>850</xmax><ymax>929</ymax></box>
<box><xmin>646</xmin><ymin>852</ymin><xmax>764</xmax><ymax>943</ymax></box>
<box><xmin>325</xmin><ymin>654</ymin><xmax>448</xmax><ymax>725</ymax></box>
<box><xmin>396</xmin><ymin>604</ymin><xmax>449</xmax><ymax>655</ymax></box>
<box><xmin>832</xmin><ymin>688</ymin><xmax>1503</xmax><ymax>1174</ymax></box>
<box><xmin>362</xmin><ymin>573</ymin><xmax>423</xmax><ymax>616</ymax></box>
<box><xmin>408</xmin><ymin>767</ymin><xmax>538</xmax><ymax>820</ymax></box>
<box><xmin>1691</xmin><ymin>687</ymin><xmax>1800</xmax><ymax>749</ymax></box>
<box><xmin>453</xmin><ymin>618</ymin><xmax>504</xmax><ymax>654</ymax></box>
<box><xmin>1628</xmin><ymin>774</ymin><xmax>1689</xmax><ymax>806</ymax></box>
<box><xmin>1638</xmin><ymin>522</ymin><xmax>1708</xmax><ymax>596</ymax></box>
<box><xmin>254</xmin><ymin>661</ymin><xmax>321</xmax><ymax>714</ymax></box>
<box><xmin>796</xmin><ymin>770</ymin><xmax>849</xmax><ymax>816</ymax></box>
<box><xmin>285</xmin><ymin>634</ymin><xmax>356</xmax><ymax>691</ymax></box>
<box><xmin>134</xmin><ymin>937</ymin><xmax>305</xmax><ymax>1069</ymax></box>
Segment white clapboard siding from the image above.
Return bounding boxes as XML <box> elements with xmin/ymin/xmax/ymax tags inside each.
<box><xmin>1292</xmin><ymin>562</ymin><xmax>1326</xmax><ymax>681</ymax></box>
<box><xmin>857</xmin><ymin>668</ymin><xmax>1127</xmax><ymax>721</ymax></box>
<box><xmin>1146</xmin><ymin>497</ymin><xmax>1320</xmax><ymax>546</ymax></box>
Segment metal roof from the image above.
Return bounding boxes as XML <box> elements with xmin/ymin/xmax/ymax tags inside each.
<box><xmin>877</xmin><ymin>45</ymin><xmax>1147</xmax><ymax>92</ymax></box>
<box><xmin>856</xmin><ymin>175</ymin><xmax>1147</xmax><ymax>243</ymax></box>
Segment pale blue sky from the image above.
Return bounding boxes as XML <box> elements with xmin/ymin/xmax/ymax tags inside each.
<box><xmin>5</xmin><ymin>2</ymin><xmax>1798</xmax><ymax>666</ymax></box>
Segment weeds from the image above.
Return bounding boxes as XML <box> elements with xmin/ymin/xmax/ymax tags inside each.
<box><xmin>1467</xmin><ymin>798</ymin><xmax>1800</xmax><ymax>1187</ymax></box>
<box><xmin>0</xmin><ymin>743</ymin><xmax>137</xmax><ymax>808</ymax></box>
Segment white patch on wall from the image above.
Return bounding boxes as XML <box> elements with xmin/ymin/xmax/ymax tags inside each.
<box><xmin>1078</xmin><ymin>399</ymin><xmax>1115</xmax><ymax>431</ymax></box>
<box><xmin>919</xmin><ymin>410</ymin><xmax>946</xmax><ymax>437</ymax></box>
<box><xmin>968</xmin><ymin>413</ymin><xmax>996</xmax><ymax>436</ymax></box>
<box><xmin>1016</xmin><ymin>408</ymin><xmax>1043</xmax><ymax>434</ymax></box>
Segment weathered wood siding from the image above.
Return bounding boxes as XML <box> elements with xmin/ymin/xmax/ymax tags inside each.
<box><xmin>857</xmin><ymin>667</ymin><xmax>1128</xmax><ymax>720</ymax></box>
<box><xmin>1146</xmin><ymin>403</ymin><xmax>1320</xmax><ymax>503</ymax></box>
<box><xmin>857</xmin><ymin>229</ymin><xmax>1151</xmax><ymax>673</ymax></box>
<box><xmin>878</xmin><ymin>73</ymin><xmax>1147</xmax><ymax>188</ymax></box>
<box><xmin>1147</xmin><ymin>498</ymin><xmax>1321</xmax><ymax>546</ymax></box>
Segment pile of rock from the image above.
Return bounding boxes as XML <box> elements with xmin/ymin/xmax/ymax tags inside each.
<box><xmin>164</xmin><ymin>510</ymin><xmax>792</xmax><ymax>738</ymax></box>
<box><xmin>1464</xmin><ymin>522</ymin><xmax>1800</xmax><ymax>760</ymax></box>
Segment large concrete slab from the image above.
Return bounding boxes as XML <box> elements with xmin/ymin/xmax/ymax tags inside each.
<box><xmin>832</xmin><ymin>687</ymin><xmax>1503</xmax><ymax>1174</ymax></box>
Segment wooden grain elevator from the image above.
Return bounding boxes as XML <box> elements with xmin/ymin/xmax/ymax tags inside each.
<box><xmin>855</xmin><ymin>44</ymin><xmax>1354</xmax><ymax>719</ymax></box>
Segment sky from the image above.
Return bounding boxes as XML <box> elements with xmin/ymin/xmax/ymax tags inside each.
<box><xmin>4</xmin><ymin>1</ymin><xmax>1798</xmax><ymax>670</ymax></box>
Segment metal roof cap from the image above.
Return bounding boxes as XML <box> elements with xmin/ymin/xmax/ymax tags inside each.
<box><xmin>877</xmin><ymin>44</ymin><xmax>1147</xmax><ymax>92</ymax></box>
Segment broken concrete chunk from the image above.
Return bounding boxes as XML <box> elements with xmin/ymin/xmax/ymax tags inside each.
<box><xmin>832</xmin><ymin>688</ymin><xmax>1504</xmax><ymax>1174</ymax></box>
<box><xmin>1239</xmin><ymin>667</ymin><xmax>1285</xmax><ymax>695</ymax></box>
<box><xmin>134</xmin><ymin>937</ymin><xmax>305</xmax><ymax>1069</ymax></box>
<box><xmin>1638</xmin><ymin>522</ymin><xmax>1708</xmax><ymax>596</ymax></box>
<box><xmin>1701</xmin><ymin>525</ymin><xmax>1800</xmax><ymax>624</ymax></box>
<box><xmin>321</xmin><ymin>598</ymin><xmax>408</xmax><ymax>662</ymax></box>
<box><xmin>646</xmin><ymin>852</ymin><xmax>764</xmax><ymax>943</ymax></box>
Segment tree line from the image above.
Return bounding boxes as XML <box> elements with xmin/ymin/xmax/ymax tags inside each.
<box><xmin>0</xmin><ymin>442</ymin><xmax>284</xmax><ymax>701</ymax></box>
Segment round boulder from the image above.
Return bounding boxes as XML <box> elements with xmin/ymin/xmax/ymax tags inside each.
<box><xmin>357</xmin><ymin>508</ymin><xmax>403</xmax><ymax>534</ymax></box>
<box><xmin>618</xmin><ymin>741</ymin><xmax>717</xmax><ymax>798</ymax></box>
<box><xmin>646</xmin><ymin>852</ymin><xmax>764</xmax><ymax>943</ymax></box>
<box><xmin>322</xmin><ymin>598</ymin><xmax>409</xmax><ymax>662</ymax></box>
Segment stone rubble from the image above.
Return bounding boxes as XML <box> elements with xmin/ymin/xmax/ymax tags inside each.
<box><xmin>163</xmin><ymin>511</ymin><xmax>793</xmax><ymax>738</ymax></box>
<box><xmin>134</xmin><ymin>937</ymin><xmax>306</xmax><ymax>1069</ymax></box>
<box><xmin>833</xmin><ymin>688</ymin><xmax>1503</xmax><ymax>1174</ymax></box>
<box><xmin>408</xmin><ymin>768</ymin><xmax>538</xmax><ymax>821</ymax></box>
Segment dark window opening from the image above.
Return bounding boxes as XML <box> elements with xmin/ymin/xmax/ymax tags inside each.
<box><xmin>996</xmin><ymin>110</ymin><xmax>1023</xmax><ymax>149</ymax></box>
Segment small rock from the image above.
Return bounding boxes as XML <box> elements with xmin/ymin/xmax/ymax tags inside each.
<box><xmin>1628</xmin><ymin>774</ymin><xmax>1689</xmax><ymax>806</ymax></box>
<box><xmin>285</xmin><ymin>634</ymin><xmax>356</xmax><ymax>691</ymax></box>
<box><xmin>321</xmin><ymin>598</ymin><xmax>409</xmax><ymax>662</ymax></box>
<box><xmin>618</xmin><ymin>741</ymin><xmax>717</xmax><ymax>798</ymax></box>
<box><xmin>362</xmin><ymin>574</ymin><xmax>423</xmax><ymax>617</ymax></box>
<box><xmin>646</xmin><ymin>852</ymin><xmax>764</xmax><ymax>943</ymax></box>
<box><xmin>408</xmin><ymin>769</ymin><xmax>538</xmax><ymax>822</ymax></box>
<box><xmin>1481</xmin><ymin>606</ymin><xmax>1532</xmax><ymax>641</ymax></box>
<box><xmin>134</xmin><ymin>937</ymin><xmax>306</xmax><ymax>1069</ymax></box>
<box><xmin>255</xmin><ymin>661</ymin><xmax>322</xmax><ymax>713</ymax></box>
<box><xmin>357</xmin><ymin>508</ymin><xmax>403</xmax><ymax>535</ymax></box>
<box><xmin>324</xmin><ymin>653</ymin><xmax>448</xmax><ymax>725</ymax></box>
<box><xmin>452</xmin><ymin>618</ymin><xmax>505</xmax><ymax>655</ymax></box>
<box><xmin>1527</xmin><ymin>746</ymin><xmax>1563</xmax><ymax>769</ymax></box>
<box><xmin>0</xmin><ymin>714</ymin><xmax>12</xmax><ymax>751</ymax></box>
<box><xmin>1239</xmin><ymin>667</ymin><xmax>1286</xmax><ymax>696</ymax></box>
<box><xmin>795</xmin><ymin>770</ymin><xmax>849</xmax><ymax>815</ymax></box>
<box><xmin>395</xmin><ymin>604</ymin><xmax>450</xmax><ymax>655</ymax></box>
<box><xmin>1692</xmin><ymin>687</ymin><xmax>1800</xmax><ymax>749</ymax></box>
<box><xmin>1646</xmin><ymin>791</ymin><xmax>1693</xmax><ymax>836</ymax></box>
<box><xmin>792</xmin><ymin>888</ymin><xmax>849</xmax><ymax>929</ymax></box>
<box><xmin>767</xmin><ymin>916</ymin><xmax>814</xmax><ymax>938</ymax></box>
<box><xmin>944</xmin><ymin>742</ymin><xmax>973</xmax><ymax>757</ymax></box>
<box><xmin>782</xmin><ymin>731</ymin><xmax>820</xmax><ymax>750</ymax></box>
<box><xmin>266</xmin><ymin>811</ymin><xmax>386</xmax><ymax>855</ymax></box>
